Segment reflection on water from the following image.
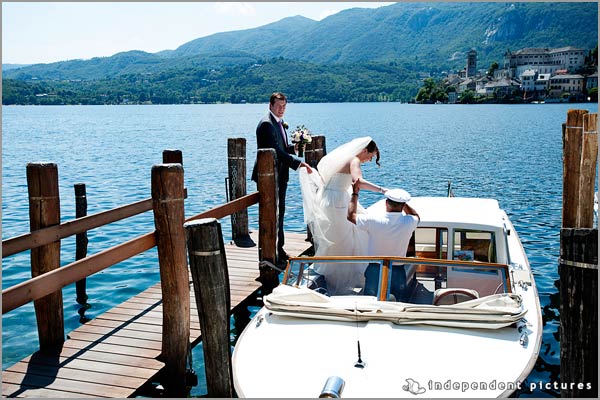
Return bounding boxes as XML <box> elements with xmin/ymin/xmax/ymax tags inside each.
<box><xmin>2</xmin><ymin>103</ymin><xmax>596</xmax><ymax>397</ymax></box>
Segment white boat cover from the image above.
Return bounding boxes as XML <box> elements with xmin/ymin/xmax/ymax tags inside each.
<box><xmin>264</xmin><ymin>285</ymin><xmax>527</xmax><ymax>329</ymax></box>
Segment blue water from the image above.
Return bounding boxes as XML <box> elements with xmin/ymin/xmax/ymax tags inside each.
<box><xmin>2</xmin><ymin>103</ymin><xmax>597</xmax><ymax>397</ymax></box>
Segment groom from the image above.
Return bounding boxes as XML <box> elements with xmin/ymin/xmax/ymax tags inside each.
<box><xmin>251</xmin><ymin>92</ymin><xmax>312</xmax><ymax>263</ymax></box>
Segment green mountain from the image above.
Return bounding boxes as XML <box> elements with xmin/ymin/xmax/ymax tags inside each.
<box><xmin>2</xmin><ymin>63</ymin><xmax>32</xmax><ymax>71</ymax></box>
<box><xmin>3</xmin><ymin>50</ymin><xmax>263</xmax><ymax>81</ymax></box>
<box><xmin>173</xmin><ymin>16</ymin><xmax>318</xmax><ymax>58</ymax></box>
<box><xmin>169</xmin><ymin>2</ymin><xmax>597</xmax><ymax>69</ymax></box>
<box><xmin>4</xmin><ymin>2</ymin><xmax>597</xmax><ymax>81</ymax></box>
<box><xmin>2</xmin><ymin>2</ymin><xmax>597</xmax><ymax>105</ymax></box>
<box><xmin>2</xmin><ymin>58</ymin><xmax>419</xmax><ymax>105</ymax></box>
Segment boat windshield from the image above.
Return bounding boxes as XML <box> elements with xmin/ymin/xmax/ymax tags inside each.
<box><xmin>283</xmin><ymin>256</ymin><xmax>511</xmax><ymax>305</ymax></box>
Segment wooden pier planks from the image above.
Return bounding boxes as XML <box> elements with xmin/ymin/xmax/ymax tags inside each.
<box><xmin>2</xmin><ymin>232</ymin><xmax>311</xmax><ymax>398</ymax></box>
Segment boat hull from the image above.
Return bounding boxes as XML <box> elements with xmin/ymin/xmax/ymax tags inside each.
<box><xmin>233</xmin><ymin>303</ymin><xmax>535</xmax><ymax>398</ymax></box>
<box><xmin>233</xmin><ymin>198</ymin><xmax>542</xmax><ymax>398</ymax></box>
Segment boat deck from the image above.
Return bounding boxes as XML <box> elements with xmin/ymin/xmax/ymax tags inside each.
<box><xmin>2</xmin><ymin>231</ymin><xmax>311</xmax><ymax>398</ymax></box>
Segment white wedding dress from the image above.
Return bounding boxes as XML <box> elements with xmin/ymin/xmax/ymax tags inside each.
<box><xmin>299</xmin><ymin>137</ymin><xmax>372</xmax><ymax>295</ymax></box>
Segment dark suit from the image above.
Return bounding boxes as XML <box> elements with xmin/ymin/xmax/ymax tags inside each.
<box><xmin>251</xmin><ymin>112</ymin><xmax>301</xmax><ymax>257</ymax></box>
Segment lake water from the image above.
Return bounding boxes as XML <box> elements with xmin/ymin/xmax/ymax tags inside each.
<box><xmin>2</xmin><ymin>102</ymin><xmax>597</xmax><ymax>397</ymax></box>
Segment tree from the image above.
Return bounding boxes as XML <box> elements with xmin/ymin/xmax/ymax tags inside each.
<box><xmin>460</xmin><ymin>90</ymin><xmax>475</xmax><ymax>104</ymax></box>
<box><xmin>423</xmin><ymin>78</ymin><xmax>436</xmax><ymax>91</ymax></box>
<box><xmin>416</xmin><ymin>88</ymin><xmax>429</xmax><ymax>102</ymax></box>
<box><xmin>487</xmin><ymin>62</ymin><xmax>499</xmax><ymax>77</ymax></box>
<box><xmin>431</xmin><ymin>87</ymin><xmax>448</xmax><ymax>103</ymax></box>
<box><xmin>588</xmin><ymin>87</ymin><xmax>597</xmax><ymax>102</ymax></box>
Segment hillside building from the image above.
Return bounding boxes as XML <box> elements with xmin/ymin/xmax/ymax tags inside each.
<box><xmin>534</xmin><ymin>74</ymin><xmax>551</xmax><ymax>92</ymax></box>
<box><xmin>515</xmin><ymin>64</ymin><xmax>562</xmax><ymax>79</ymax></box>
<box><xmin>548</xmin><ymin>74</ymin><xmax>584</xmax><ymax>97</ymax></box>
<box><xmin>441</xmin><ymin>45</ymin><xmax>593</xmax><ymax>103</ymax></box>
<box><xmin>476</xmin><ymin>76</ymin><xmax>493</xmax><ymax>94</ymax></box>
<box><xmin>458</xmin><ymin>78</ymin><xmax>476</xmax><ymax>93</ymax></box>
<box><xmin>503</xmin><ymin>47</ymin><xmax>585</xmax><ymax>79</ymax></box>
<box><xmin>585</xmin><ymin>71</ymin><xmax>598</xmax><ymax>90</ymax></box>
<box><xmin>483</xmin><ymin>78</ymin><xmax>521</xmax><ymax>97</ymax></box>
<box><xmin>520</xmin><ymin>70</ymin><xmax>537</xmax><ymax>93</ymax></box>
<box><xmin>447</xmin><ymin>91</ymin><xmax>458</xmax><ymax>104</ymax></box>
<box><xmin>493</xmin><ymin>69</ymin><xmax>511</xmax><ymax>80</ymax></box>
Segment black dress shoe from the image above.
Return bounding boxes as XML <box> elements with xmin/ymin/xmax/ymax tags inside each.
<box><xmin>278</xmin><ymin>251</ymin><xmax>290</xmax><ymax>262</ymax></box>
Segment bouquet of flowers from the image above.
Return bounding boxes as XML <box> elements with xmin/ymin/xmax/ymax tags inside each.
<box><xmin>290</xmin><ymin>125</ymin><xmax>312</xmax><ymax>157</ymax></box>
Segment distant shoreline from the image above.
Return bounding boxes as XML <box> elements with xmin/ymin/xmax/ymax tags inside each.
<box><xmin>2</xmin><ymin>101</ymin><xmax>597</xmax><ymax>106</ymax></box>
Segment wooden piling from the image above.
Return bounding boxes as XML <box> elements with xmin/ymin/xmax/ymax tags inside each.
<box><xmin>227</xmin><ymin>138</ymin><xmax>250</xmax><ymax>243</ymax></box>
<box><xmin>305</xmin><ymin>135</ymin><xmax>326</xmax><ymax>168</ymax></box>
<box><xmin>151</xmin><ymin>163</ymin><xmax>189</xmax><ymax>397</ymax></box>
<box><xmin>559</xmin><ymin>229</ymin><xmax>598</xmax><ymax>398</ymax></box>
<box><xmin>562</xmin><ymin>109</ymin><xmax>588</xmax><ymax>227</ymax></box>
<box><xmin>304</xmin><ymin>138</ymin><xmax>316</xmax><ymax>168</ymax></box>
<box><xmin>26</xmin><ymin>162</ymin><xmax>64</xmax><ymax>354</ymax></box>
<box><xmin>256</xmin><ymin>149</ymin><xmax>279</xmax><ymax>293</ymax></box>
<box><xmin>185</xmin><ymin>218</ymin><xmax>233</xmax><ymax>398</ymax></box>
<box><xmin>560</xmin><ymin>109</ymin><xmax>598</xmax><ymax>398</ymax></box>
<box><xmin>578</xmin><ymin>113</ymin><xmax>598</xmax><ymax>228</ymax></box>
<box><xmin>74</xmin><ymin>183</ymin><xmax>89</xmax><ymax>304</ymax></box>
<box><xmin>162</xmin><ymin>149</ymin><xmax>183</xmax><ymax>165</ymax></box>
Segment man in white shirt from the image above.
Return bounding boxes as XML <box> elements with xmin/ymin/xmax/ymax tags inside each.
<box><xmin>347</xmin><ymin>186</ymin><xmax>420</xmax><ymax>300</ymax></box>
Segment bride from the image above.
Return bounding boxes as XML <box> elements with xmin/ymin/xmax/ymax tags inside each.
<box><xmin>299</xmin><ymin>136</ymin><xmax>388</xmax><ymax>295</ymax></box>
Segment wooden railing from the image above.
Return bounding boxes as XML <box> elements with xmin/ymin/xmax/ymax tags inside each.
<box><xmin>1</xmin><ymin>192</ymin><xmax>259</xmax><ymax>314</ymax></box>
<box><xmin>2</xmin><ymin>198</ymin><xmax>153</xmax><ymax>258</ymax></box>
<box><xmin>1</xmin><ymin>138</ymin><xmax>325</xmax><ymax>394</ymax></box>
<box><xmin>0</xmin><ymin>144</ymin><xmax>272</xmax><ymax>396</ymax></box>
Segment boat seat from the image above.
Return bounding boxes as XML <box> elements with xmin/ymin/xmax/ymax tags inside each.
<box><xmin>364</xmin><ymin>263</ymin><xmax>416</xmax><ymax>302</ymax></box>
<box><xmin>433</xmin><ymin>288</ymin><xmax>479</xmax><ymax>305</ymax></box>
<box><xmin>389</xmin><ymin>263</ymin><xmax>417</xmax><ymax>302</ymax></box>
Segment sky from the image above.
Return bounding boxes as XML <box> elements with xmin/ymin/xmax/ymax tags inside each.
<box><xmin>2</xmin><ymin>2</ymin><xmax>395</xmax><ymax>65</ymax></box>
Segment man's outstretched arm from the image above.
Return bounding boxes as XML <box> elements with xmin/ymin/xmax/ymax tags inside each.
<box><xmin>347</xmin><ymin>182</ymin><xmax>360</xmax><ymax>224</ymax></box>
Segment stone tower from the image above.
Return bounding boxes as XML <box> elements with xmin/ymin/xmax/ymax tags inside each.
<box><xmin>466</xmin><ymin>49</ymin><xmax>477</xmax><ymax>78</ymax></box>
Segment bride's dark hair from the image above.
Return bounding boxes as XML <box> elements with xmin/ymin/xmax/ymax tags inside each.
<box><xmin>366</xmin><ymin>140</ymin><xmax>381</xmax><ymax>166</ymax></box>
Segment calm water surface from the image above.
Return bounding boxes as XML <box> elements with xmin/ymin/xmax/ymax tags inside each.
<box><xmin>2</xmin><ymin>103</ymin><xmax>597</xmax><ymax>397</ymax></box>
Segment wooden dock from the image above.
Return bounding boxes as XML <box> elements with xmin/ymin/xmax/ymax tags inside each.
<box><xmin>2</xmin><ymin>231</ymin><xmax>311</xmax><ymax>398</ymax></box>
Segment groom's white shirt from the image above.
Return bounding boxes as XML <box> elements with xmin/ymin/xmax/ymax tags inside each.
<box><xmin>270</xmin><ymin>111</ymin><xmax>282</xmax><ymax>123</ymax></box>
<box><xmin>355</xmin><ymin>208</ymin><xmax>418</xmax><ymax>257</ymax></box>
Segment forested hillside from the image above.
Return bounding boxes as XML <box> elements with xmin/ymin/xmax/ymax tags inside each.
<box><xmin>3</xmin><ymin>2</ymin><xmax>597</xmax><ymax>105</ymax></box>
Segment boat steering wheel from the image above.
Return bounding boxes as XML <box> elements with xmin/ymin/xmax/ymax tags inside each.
<box><xmin>433</xmin><ymin>289</ymin><xmax>479</xmax><ymax>305</ymax></box>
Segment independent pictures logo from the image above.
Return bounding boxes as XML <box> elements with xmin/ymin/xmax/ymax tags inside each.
<box><xmin>402</xmin><ymin>377</ymin><xmax>593</xmax><ymax>395</ymax></box>
<box><xmin>401</xmin><ymin>378</ymin><xmax>521</xmax><ymax>395</ymax></box>
<box><xmin>402</xmin><ymin>379</ymin><xmax>427</xmax><ymax>395</ymax></box>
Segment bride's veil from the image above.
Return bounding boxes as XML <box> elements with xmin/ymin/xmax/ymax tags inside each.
<box><xmin>298</xmin><ymin>136</ymin><xmax>373</xmax><ymax>252</ymax></box>
<box><xmin>316</xmin><ymin>136</ymin><xmax>373</xmax><ymax>186</ymax></box>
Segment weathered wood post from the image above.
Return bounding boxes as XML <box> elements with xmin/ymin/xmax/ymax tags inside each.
<box><xmin>304</xmin><ymin>137</ymin><xmax>316</xmax><ymax>168</ymax></box>
<box><xmin>562</xmin><ymin>109</ymin><xmax>588</xmax><ymax>227</ymax></box>
<box><xmin>163</xmin><ymin>149</ymin><xmax>183</xmax><ymax>165</ymax></box>
<box><xmin>304</xmin><ymin>135</ymin><xmax>326</xmax><ymax>168</ymax></box>
<box><xmin>227</xmin><ymin>138</ymin><xmax>251</xmax><ymax>244</ymax></box>
<box><xmin>151</xmin><ymin>163</ymin><xmax>190</xmax><ymax>397</ymax></box>
<box><xmin>256</xmin><ymin>149</ymin><xmax>279</xmax><ymax>294</ymax></box>
<box><xmin>74</xmin><ymin>183</ymin><xmax>89</xmax><ymax>305</ymax></box>
<box><xmin>26</xmin><ymin>162</ymin><xmax>64</xmax><ymax>354</ymax></box>
<box><xmin>184</xmin><ymin>218</ymin><xmax>233</xmax><ymax>398</ymax></box>
<box><xmin>559</xmin><ymin>109</ymin><xmax>598</xmax><ymax>398</ymax></box>
<box><xmin>578</xmin><ymin>113</ymin><xmax>598</xmax><ymax>227</ymax></box>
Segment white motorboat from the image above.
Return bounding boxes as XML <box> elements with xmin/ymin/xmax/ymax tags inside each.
<box><xmin>232</xmin><ymin>197</ymin><xmax>542</xmax><ymax>398</ymax></box>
